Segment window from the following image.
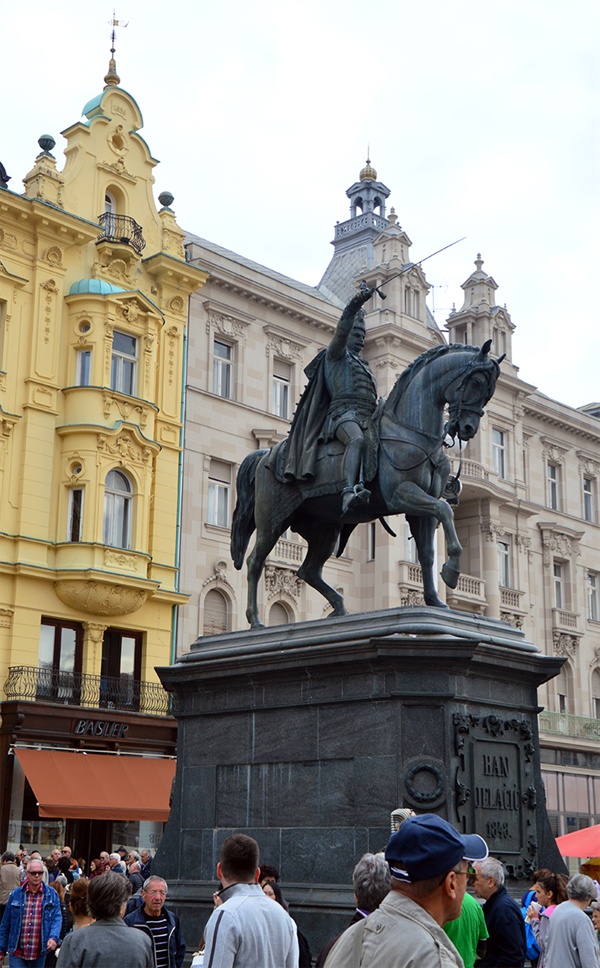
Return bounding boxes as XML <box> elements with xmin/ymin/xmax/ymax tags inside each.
<box><xmin>76</xmin><ymin>349</ymin><xmax>92</xmax><ymax>386</ymax></box>
<box><xmin>555</xmin><ymin>666</ymin><xmax>572</xmax><ymax>714</ymax></box>
<box><xmin>37</xmin><ymin>619</ymin><xmax>83</xmax><ymax>702</ymax></box>
<box><xmin>100</xmin><ymin>628</ymin><xmax>142</xmax><ymax>710</ymax></box>
<box><xmin>404</xmin><ymin>520</ymin><xmax>419</xmax><ymax>563</ymax></box>
<box><xmin>208</xmin><ymin>459</ymin><xmax>231</xmax><ymax>528</ymax></box>
<box><xmin>497</xmin><ymin>540</ymin><xmax>511</xmax><ymax>587</ymax></box>
<box><xmin>203</xmin><ymin>589</ymin><xmax>230</xmax><ymax>636</ymax></box>
<box><xmin>67</xmin><ymin>488</ymin><xmax>84</xmax><ymax>542</ymax></box>
<box><xmin>213</xmin><ymin>340</ymin><xmax>232</xmax><ymax>398</ymax></box>
<box><xmin>110</xmin><ymin>331</ymin><xmax>137</xmax><ymax>396</ymax></box>
<box><xmin>492</xmin><ymin>429</ymin><xmax>506</xmax><ymax>479</ymax></box>
<box><xmin>105</xmin><ymin>192</ymin><xmax>117</xmax><ymax>215</ymax></box>
<box><xmin>592</xmin><ymin>669</ymin><xmax>600</xmax><ymax>719</ymax></box>
<box><xmin>553</xmin><ymin>561</ymin><xmax>564</xmax><ymax>609</ymax></box>
<box><xmin>583</xmin><ymin>477</ymin><xmax>595</xmax><ymax>523</ymax></box>
<box><xmin>272</xmin><ymin>359</ymin><xmax>291</xmax><ymax>418</ymax></box>
<box><xmin>103</xmin><ymin>470</ymin><xmax>132</xmax><ymax>548</ymax></box>
<box><xmin>413</xmin><ymin>291</ymin><xmax>420</xmax><ymax>320</ymax></box>
<box><xmin>588</xmin><ymin>572</ymin><xmax>598</xmax><ymax>622</ymax></box>
<box><xmin>547</xmin><ymin>463</ymin><xmax>560</xmax><ymax>511</ymax></box>
<box><xmin>269</xmin><ymin>602</ymin><xmax>292</xmax><ymax>626</ymax></box>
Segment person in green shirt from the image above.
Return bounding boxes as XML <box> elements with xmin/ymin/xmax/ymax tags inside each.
<box><xmin>444</xmin><ymin>889</ymin><xmax>489</xmax><ymax>968</ymax></box>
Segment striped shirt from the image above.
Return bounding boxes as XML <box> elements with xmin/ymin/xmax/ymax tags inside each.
<box><xmin>143</xmin><ymin>913</ymin><xmax>169</xmax><ymax>968</ymax></box>
<box><xmin>16</xmin><ymin>884</ymin><xmax>44</xmax><ymax>960</ymax></box>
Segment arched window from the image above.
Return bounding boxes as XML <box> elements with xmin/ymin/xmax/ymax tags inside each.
<box><xmin>103</xmin><ymin>469</ymin><xmax>132</xmax><ymax>549</ymax></box>
<box><xmin>269</xmin><ymin>602</ymin><xmax>292</xmax><ymax>627</ymax></box>
<box><xmin>592</xmin><ymin>668</ymin><xmax>600</xmax><ymax>719</ymax></box>
<box><xmin>555</xmin><ymin>665</ymin><xmax>573</xmax><ymax>715</ymax></box>
<box><xmin>203</xmin><ymin>589</ymin><xmax>230</xmax><ymax>636</ymax></box>
<box><xmin>105</xmin><ymin>191</ymin><xmax>117</xmax><ymax>215</ymax></box>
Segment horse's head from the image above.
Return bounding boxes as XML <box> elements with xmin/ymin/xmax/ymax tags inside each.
<box><xmin>444</xmin><ymin>340</ymin><xmax>504</xmax><ymax>442</ymax></box>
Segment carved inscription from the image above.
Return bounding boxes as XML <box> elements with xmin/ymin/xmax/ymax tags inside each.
<box><xmin>454</xmin><ymin>714</ymin><xmax>537</xmax><ymax>877</ymax></box>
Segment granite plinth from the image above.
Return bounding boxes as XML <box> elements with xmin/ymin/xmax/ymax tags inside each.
<box><xmin>153</xmin><ymin>607</ymin><xmax>565</xmax><ymax>957</ymax></box>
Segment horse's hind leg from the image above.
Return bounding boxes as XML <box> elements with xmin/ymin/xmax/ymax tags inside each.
<box><xmin>246</xmin><ymin>528</ymin><xmax>278</xmax><ymax>628</ymax></box>
<box><xmin>407</xmin><ymin>515</ymin><xmax>448</xmax><ymax>609</ymax></box>
<box><xmin>297</xmin><ymin>526</ymin><xmax>346</xmax><ymax>616</ymax></box>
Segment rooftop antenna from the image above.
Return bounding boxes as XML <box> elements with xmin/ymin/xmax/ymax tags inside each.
<box><xmin>104</xmin><ymin>10</ymin><xmax>129</xmax><ymax>88</ymax></box>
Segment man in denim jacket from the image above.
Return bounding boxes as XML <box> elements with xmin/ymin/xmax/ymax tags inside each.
<box><xmin>0</xmin><ymin>858</ymin><xmax>62</xmax><ymax>967</ymax></box>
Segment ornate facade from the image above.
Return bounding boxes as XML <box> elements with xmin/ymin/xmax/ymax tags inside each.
<box><xmin>0</xmin><ymin>57</ymin><xmax>206</xmax><ymax>856</ymax></box>
<box><xmin>180</xmin><ymin>161</ymin><xmax>599</xmax><ymax>851</ymax></box>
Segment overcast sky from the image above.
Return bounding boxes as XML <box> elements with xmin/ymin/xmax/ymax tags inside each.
<box><xmin>2</xmin><ymin>0</ymin><xmax>598</xmax><ymax>409</ymax></box>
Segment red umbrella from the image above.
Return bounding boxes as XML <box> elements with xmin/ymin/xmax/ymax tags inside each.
<box><xmin>555</xmin><ymin>824</ymin><xmax>600</xmax><ymax>857</ymax></box>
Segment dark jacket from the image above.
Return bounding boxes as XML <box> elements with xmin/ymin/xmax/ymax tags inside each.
<box><xmin>479</xmin><ymin>884</ymin><xmax>527</xmax><ymax>967</ymax></box>
<box><xmin>124</xmin><ymin>904</ymin><xmax>185</xmax><ymax>968</ymax></box>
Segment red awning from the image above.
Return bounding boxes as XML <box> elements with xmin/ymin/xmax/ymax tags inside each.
<box><xmin>15</xmin><ymin>748</ymin><xmax>176</xmax><ymax>822</ymax></box>
<box><xmin>555</xmin><ymin>824</ymin><xmax>600</xmax><ymax>858</ymax></box>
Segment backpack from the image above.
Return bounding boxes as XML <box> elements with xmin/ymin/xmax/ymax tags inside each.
<box><xmin>521</xmin><ymin>889</ymin><xmax>541</xmax><ymax>963</ymax></box>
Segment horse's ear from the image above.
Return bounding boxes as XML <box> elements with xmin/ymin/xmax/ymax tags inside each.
<box><xmin>481</xmin><ymin>339</ymin><xmax>492</xmax><ymax>356</ymax></box>
<box><xmin>497</xmin><ymin>353</ymin><xmax>506</xmax><ymax>364</ymax></box>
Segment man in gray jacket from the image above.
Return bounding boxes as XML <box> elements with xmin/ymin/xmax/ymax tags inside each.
<box><xmin>203</xmin><ymin>834</ymin><xmax>298</xmax><ymax>968</ymax></box>
<box><xmin>58</xmin><ymin>872</ymin><xmax>153</xmax><ymax>968</ymax></box>
<box><xmin>324</xmin><ymin>814</ymin><xmax>489</xmax><ymax>968</ymax></box>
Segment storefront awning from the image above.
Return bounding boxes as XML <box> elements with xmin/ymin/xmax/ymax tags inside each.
<box><xmin>15</xmin><ymin>748</ymin><xmax>176</xmax><ymax>822</ymax></box>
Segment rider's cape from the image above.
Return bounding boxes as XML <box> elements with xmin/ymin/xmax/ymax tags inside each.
<box><xmin>268</xmin><ymin>349</ymin><xmax>328</xmax><ymax>483</ymax></box>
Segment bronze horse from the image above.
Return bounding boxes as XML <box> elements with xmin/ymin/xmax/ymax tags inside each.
<box><xmin>231</xmin><ymin>340</ymin><xmax>503</xmax><ymax>627</ymax></box>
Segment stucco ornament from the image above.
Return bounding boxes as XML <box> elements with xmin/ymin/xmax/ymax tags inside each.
<box><xmin>55</xmin><ymin>579</ymin><xmax>148</xmax><ymax>615</ymax></box>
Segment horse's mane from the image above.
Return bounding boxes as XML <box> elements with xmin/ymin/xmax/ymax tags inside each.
<box><xmin>385</xmin><ymin>342</ymin><xmax>483</xmax><ymax>411</ymax></box>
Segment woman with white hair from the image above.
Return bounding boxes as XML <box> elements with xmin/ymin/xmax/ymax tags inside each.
<box><xmin>544</xmin><ymin>873</ymin><xmax>599</xmax><ymax>968</ymax></box>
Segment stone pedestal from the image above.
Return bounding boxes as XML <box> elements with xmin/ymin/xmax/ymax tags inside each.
<box><xmin>154</xmin><ymin>607</ymin><xmax>564</xmax><ymax>956</ymax></box>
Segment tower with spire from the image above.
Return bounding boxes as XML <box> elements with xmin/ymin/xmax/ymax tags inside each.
<box><xmin>446</xmin><ymin>253</ymin><xmax>515</xmax><ymax>367</ymax></box>
<box><xmin>318</xmin><ymin>158</ymin><xmax>391</xmax><ymax>305</ymax></box>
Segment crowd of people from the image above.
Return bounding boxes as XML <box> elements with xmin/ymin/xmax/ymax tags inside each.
<box><xmin>0</xmin><ymin>822</ymin><xmax>599</xmax><ymax>967</ymax></box>
<box><xmin>0</xmin><ymin>845</ymin><xmax>183</xmax><ymax>968</ymax></box>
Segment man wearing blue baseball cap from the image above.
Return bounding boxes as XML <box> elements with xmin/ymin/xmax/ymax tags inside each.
<box><xmin>324</xmin><ymin>814</ymin><xmax>488</xmax><ymax>967</ymax></box>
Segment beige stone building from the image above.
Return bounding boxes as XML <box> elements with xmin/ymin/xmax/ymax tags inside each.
<box><xmin>179</xmin><ymin>160</ymin><xmax>600</xmax><ymax>847</ymax></box>
<box><xmin>0</xmin><ymin>54</ymin><xmax>206</xmax><ymax>858</ymax></box>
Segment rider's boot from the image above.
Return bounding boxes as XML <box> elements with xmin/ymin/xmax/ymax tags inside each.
<box><xmin>342</xmin><ymin>482</ymin><xmax>371</xmax><ymax>516</ymax></box>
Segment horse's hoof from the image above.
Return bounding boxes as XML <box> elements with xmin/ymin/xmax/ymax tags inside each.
<box><xmin>441</xmin><ymin>563</ymin><xmax>460</xmax><ymax>589</ymax></box>
<box><xmin>425</xmin><ymin>598</ymin><xmax>450</xmax><ymax>609</ymax></box>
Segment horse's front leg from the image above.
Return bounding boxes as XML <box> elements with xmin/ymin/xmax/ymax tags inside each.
<box><xmin>407</xmin><ymin>515</ymin><xmax>447</xmax><ymax>608</ymax></box>
<box><xmin>393</xmin><ymin>482</ymin><xmax>462</xmax><ymax>591</ymax></box>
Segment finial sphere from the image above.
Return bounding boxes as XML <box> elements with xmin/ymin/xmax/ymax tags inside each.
<box><xmin>38</xmin><ymin>135</ymin><xmax>56</xmax><ymax>154</ymax></box>
<box><xmin>158</xmin><ymin>191</ymin><xmax>175</xmax><ymax>209</ymax></box>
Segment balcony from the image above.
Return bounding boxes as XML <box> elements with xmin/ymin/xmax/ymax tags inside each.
<box><xmin>97</xmin><ymin>213</ymin><xmax>146</xmax><ymax>254</ymax></box>
<box><xmin>446</xmin><ymin>572</ymin><xmax>487</xmax><ymax>614</ymax></box>
<box><xmin>539</xmin><ymin>710</ymin><xmax>600</xmax><ymax>741</ymax></box>
<box><xmin>3</xmin><ymin>666</ymin><xmax>172</xmax><ymax>717</ymax></box>
<box><xmin>552</xmin><ymin>608</ymin><xmax>579</xmax><ymax>632</ymax></box>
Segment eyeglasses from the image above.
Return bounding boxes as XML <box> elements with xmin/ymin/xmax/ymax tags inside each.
<box><xmin>28</xmin><ymin>871</ymin><xmax>44</xmax><ymax>876</ymax></box>
<box><xmin>145</xmin><ymin>890</ymin><xmax>167</xmax><ymax>897</ymax></box>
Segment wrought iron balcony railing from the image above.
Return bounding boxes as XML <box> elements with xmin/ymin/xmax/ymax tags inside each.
<box><xmin>97</xmin><ymin>213</ymin><xmax>146</xmax><ymax>254</ymax></box>
<box><xmin>538</xmin><ymin>710</ymin><xmax>600</xmax><ymax>740</ymax></box>
<box><xmin>3</xmin><ymin>666</ymin><xmax>172</xmax><ymax>717</ymax></box>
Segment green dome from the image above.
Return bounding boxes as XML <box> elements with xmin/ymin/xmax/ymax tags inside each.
<box><xmin>68</xmin><ymin>279</ymin><xmax>125</xmax><ymax>296</ymax></box>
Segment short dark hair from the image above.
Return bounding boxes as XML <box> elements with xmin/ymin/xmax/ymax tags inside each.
<box><xmin>1</xmin><ymin>851</ymin><xmax>15</xmax><ymax>863</ymax></box>
<box><xmin>259</xmin><ymin>863</ymin><xmax>279</xmax><ymax>883</ymax></box>
<box><xmin>220</xmin><ymin>834</ymin><xmax>259</xmax><ymax>882</ymax></box>
<box><xmin>87</xmin><ymin>872</ymin><xmax>131</xmax><ymax>919</ymax></box>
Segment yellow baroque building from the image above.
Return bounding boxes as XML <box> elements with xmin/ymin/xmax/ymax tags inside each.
<box><xmin>0</xmin><ymin>60</ymin><xmax>207</xmax><ymax>857</ymax></box>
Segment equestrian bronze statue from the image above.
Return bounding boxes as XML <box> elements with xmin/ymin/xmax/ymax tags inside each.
<box><xmin>231</xmin><ymin>288</ymin><xmax>504</xmax><ymax>628</ymax></box>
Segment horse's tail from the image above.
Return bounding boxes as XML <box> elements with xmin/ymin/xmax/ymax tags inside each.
<box><xmin>231</xmin><ymin>450</ymin><xmax>267</xmax><ymax>569</ymax></box>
